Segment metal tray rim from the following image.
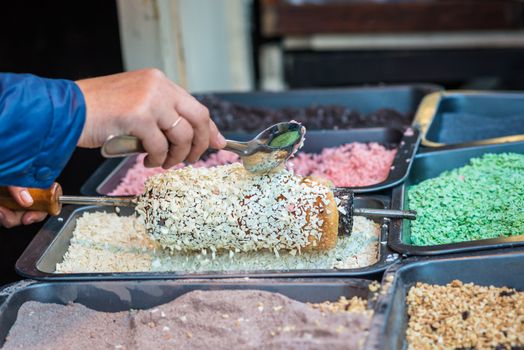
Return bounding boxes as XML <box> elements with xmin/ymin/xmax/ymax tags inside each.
<box><xmin>415</xmin><ymin>90</ymin><xmax>524</xmax><ymax>150</ymax></box>
<box><xmin>0</xmin><ymin>277</ymin><xmax>379</xmax><ymax>349</ymax></box>
<box><xmin>383</xmin><ymin>247</ymin><xmax>524</xmax><ymax>279</ymax></box>
<box><xmin>16</xmin><ymin>197</ymin><xmax>399</xmax><ymax>281</ymax></box>
<box><xmin>389</xmin><ymin>184</ymin><xmax>524</xmax><ymax>256</ymax></box>
<box><xmin>0</xmin><ymin>277</ymin><xmax>376</xmax><ymax>303</ymax></box>
<box><xmin>388</xmin><ymin>141</ymin><xmax>524</xmax><ymax>255</ymax></box>
<box><xmin>196</xmin><ymin>83</ymin><xmax>442</xmax><ymax>102</ymax></box>
<box><xmin>367</xmin><ymin>248</ymin><xmax>524</xmax><ymax>350</ymax></box>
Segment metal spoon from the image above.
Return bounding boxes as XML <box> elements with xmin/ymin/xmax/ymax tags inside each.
<box><xmin>101</xmin><ymin>122</ymin><xmax>306</xmax><ymax>174</ymax></box>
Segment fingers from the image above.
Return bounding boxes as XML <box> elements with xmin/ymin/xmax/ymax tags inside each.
<box><xmin>156</xmin><ymin>113</ymin><xmax>225</xmax><ymax>168</ymax></box>
<box><xmin>0</xmin><ymin>187</ymin><xmax>47</xmax><ymax>228</ymax></box>
<box><xmin>22</xmin><ymin>211</ymin><xmax>48</xmax><ymax>225</ymax></box>
<box><xmin>98</xmin><ymin>68</ymin><xmax>227</xmax><ymax>168</ymax></box>
<box><xmin>0</xmin><ymin>207</ymin><xmax>24</xmax><ymax>228</ymax></box>
<box><xmin>133</xmin><ymin>125</ymin><xmax>169</xmax><ymax>168</ymax></box>
<box><xmin>0</xmin><ymin>207</ymin><xmax>47</xmax><ymax>228</ymax></box>
<box><xmin>170</xmin><ymin>86</ymin><xmax>226</xmax><ymax>158</ymax></box>
<box><xmin>174</xmin><ymin>95</ymin><xmax>211</xmax><ymax>163</ymax></box>
<box><xmin>208</xmin><ymin>119</ymin><xmax>227</xmax><ymax>150</ymax></box>
<box><xmin>7</xmin><ymin>186</ymin><xmax>34</xmax><ymax>207</ymax></box>
<box><xmin>75</xmin><ymin>68</ymin><xmax>227</xmax><ymax>166</ymax></box>
<box><xmin>162</xmin><ymin>117</ymin><xmax>194</xmax><ymax>169</ymax></box>
<box><xmin>22</xmin><ymin>211</ymin><xmax>47</xmax><ymax>225</ymax></box>
<box><xmin>133</xmin><ymin>101</ymin><xmax>225</xmax><ymax>168</ymax></box>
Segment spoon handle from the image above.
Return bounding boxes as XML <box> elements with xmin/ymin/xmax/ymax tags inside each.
<box><xmin>223</xmin><ymin>140</ymin><xmax>250</xmax><ymax>156</ymax></box>
<box><xmin>101</xmin><ymin>134</ymin><xmax>250</xmax><ymax>158</ymax></box>
<box><xmin>353</xmin><ymin>208</ymin><xmax>417</xmax><ymax>220</ymax></box>
<box><xmin>101</xmin><ymin>135</ymin><xmax>146</xmax><ymax>158</ymax></box>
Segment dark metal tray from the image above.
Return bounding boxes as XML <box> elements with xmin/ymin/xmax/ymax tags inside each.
<box><xmin>367</xmin><ymin>249</ymin><xmax>524</xmax><ymax>350</ymax></box>
<box><xmin>81</xmin><ymin>127</ymin><xmax>421</xmax><ymax>196</ymax></box>
<box><xmin>16</xmin><ymin>196</ymin><xmax>400</xmax><ymax>281</ymax></box>
<box><xmin>415</xmin><ymin>90</ymin><xmax>524</xmax><ymax>150</ymax></box>
<box><xmin>0</xmin><ymin>277</ymin><xmax>375</xmax><ymax>348</ymax></box>
<box><xmin>198</xmin><ymin>84</ymin><xmax>439</xmax><ymax>117</ymax></box>
<box><xmin>388</xmin><ymin>141</ymin><xmax>524</xmax><ymax>256</ymax></box>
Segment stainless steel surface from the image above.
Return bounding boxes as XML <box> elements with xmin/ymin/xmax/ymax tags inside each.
<box><xmin>59</xmin><ymin>195</ymin><xmax>136</xmax><ymax>207</ymax></box>
<box><xmin>100</xmin><ymin>122</ymin><xmax>306</xmax><ymax>174</ymax></box>
<box><xmin>101</xmin><ymin>135</ymin><xmax>145</xmax><ymax>157</ymax></box>
<box><xmin>16</xmin><ymin>196</ymin><xmax>397</xmax><ymax>280</ymax></box>
<box><xmin>414</xmin><ymin>90</ymin><xmax>524</xmax><ymax>149</ymax></box>
<box><xmin>61</xmin><ymin>186</ymin><xmax>413</xmax><ymax>222</ymax></box>
<box><xmin>354</xmin><ymin>208</ymin><xmax>416</xmax><ymax>220</ymax></box>
<box><xmin>388</xmin><ymin>141</ymin><xmax>524</xmax><ymax>256</ymax></box>
<box><xmin>0</xmin><ymin>278</ymin><xmax>375</xmax><ymax>348</ymax></box>
<box><xmin>238</xmin><ymin>122</ymin><xmax>305</xmax><ymax>174</ymax></box>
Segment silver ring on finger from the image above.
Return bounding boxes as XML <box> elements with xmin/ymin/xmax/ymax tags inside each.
<box><xmin>162</xmin><ymin>117</ymin><xmax>183</xmax><ymax>132</ymax></box>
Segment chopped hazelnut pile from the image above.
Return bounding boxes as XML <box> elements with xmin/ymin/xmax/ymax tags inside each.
<box><xmin>406</xmin><ymin>280</ymin><xmax>524</xmax><ymax>350</ymax></box>
<box><xmin>309</xmin><ymin>296</ymin><xmax>371</xmax><ymax>316</ymax></box>
<box><xmin>136</xmin><ymin>163</ymin><xmax>333</xmax><ymax>254</ymax></box>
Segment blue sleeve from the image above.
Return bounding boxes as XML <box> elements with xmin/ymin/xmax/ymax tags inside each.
<box><xmin>0</xmin><ymin>73</ymin><xmax>86</xmax><ymax>189</ymax></box>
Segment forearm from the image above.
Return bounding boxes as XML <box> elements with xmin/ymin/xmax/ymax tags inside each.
<box><xmin>0</xmin><ymin>73</ymin><xmax>86</xmax><ymax>188</ymax></box>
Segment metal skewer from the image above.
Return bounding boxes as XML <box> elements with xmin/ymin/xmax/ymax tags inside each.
<box><xmin>58</xmin><ymin>195</ymin><xmax>136</xmax><ymax>207</ymax></box>
<box><xmin>0</xmin><ymin>185</ymin><xmax>417</xmax><ymax>221</ymax></box>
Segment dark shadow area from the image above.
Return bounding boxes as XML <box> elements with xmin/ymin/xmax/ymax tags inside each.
<box><xmin>284</xmin><ymin>49</ymin><xmax>524</xmax><ymax>90</ymax></box>
<box><xmin>0</xmin><ymin>0</ymin><xmax>123</xmax><ymax>285</ymax></box>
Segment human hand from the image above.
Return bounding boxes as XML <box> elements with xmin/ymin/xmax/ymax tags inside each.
<box><xmin>75</xmin><ymin>68</ymin><xmax>226</xmax><ymax>169</ymax></box>
<box><xmin>0</xmin><ymin>187</ymin><xmax>47</xmax><ymax>228</ymax></box>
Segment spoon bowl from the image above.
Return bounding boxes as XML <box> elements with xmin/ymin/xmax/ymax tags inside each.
<box><xmin>229</xmin><ymin>121</ymin><xmax>305</xmax><ymax>174</ymax></box>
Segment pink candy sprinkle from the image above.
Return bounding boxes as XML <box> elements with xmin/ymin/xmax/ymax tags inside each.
<box><xmin>109</xmin><ymin>151</ymin><xmax>239</xmax><ymax>195</ymax></box>
<box><xmin>109</xmin><ymin>143</ymin><xmax>396</xmax><ymax>195</ymax></box>
<box><xmin>289</xmin><ymin>143</ymin><xmax>396</xmax><ymax>187</ymax></box>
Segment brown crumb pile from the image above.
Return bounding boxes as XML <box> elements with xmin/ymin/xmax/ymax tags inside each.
<box><xmin>309</xmin><ymin>296</ymin><xmax>372</xmax><ymax>317</ymax></box>
<box><xmin>406</xmin><ymin>280</ymin><xmax>524</xmax><ymax>350</ymax></box>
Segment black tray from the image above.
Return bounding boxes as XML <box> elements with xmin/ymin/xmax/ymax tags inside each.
<box><xmin>389</xmin><ymin>141</ymin><xmax>524</xmax><ymax>256</ymax></box>
<box><xmin>81</xmin><ymin>127</ymin><xmax>420</xmax><ymax>196</ymax></box>
<box><xmin>198</xmin><ymin>84</ymin><xmax>439</xmax><ymax>116</ymax></box>
<box><xmin>0</xmin><ymin>277</ymin><xmax>375</xmax><ymax>347</ymax></box>
<box><xmin>367</xmin><ymin>249</ymin><xmax>524</xmax><ymax>350</ymax></box>
<box><xmin>16</xmin><ymin>196</ymin><xmax>400</xmax><ymax>281</ymax></box>
<box><xmin>415</xmin><ymin>90</ymin><xmax>524</xmax><ymax>150</ymax></box>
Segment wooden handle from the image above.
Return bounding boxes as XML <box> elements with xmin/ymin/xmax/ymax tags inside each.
<box><xmin>0</xmin><ymin>183</ymin><xmax>63</xmax><ymax>216</ymax></box>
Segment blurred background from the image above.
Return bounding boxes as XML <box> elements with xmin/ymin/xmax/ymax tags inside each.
<box><xmin>3</xmin><ymin>0</ymin><xmax>524</xmax><ymax>92</ymax></box>
<box><xmin>1</xmin><ymin>0</ymin><xmax>524</xmax><ymax>283</ymax></box>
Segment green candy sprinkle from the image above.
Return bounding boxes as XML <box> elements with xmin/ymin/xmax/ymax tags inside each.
<box><xmin>269</xmin><ymin>130</ymin><xmax>301</xmax><ymax>148</ymax></box>
<box><xmin>408</xmin><ymin>153</ymin><xmax>524</xmax><ymax>246</ymax></box>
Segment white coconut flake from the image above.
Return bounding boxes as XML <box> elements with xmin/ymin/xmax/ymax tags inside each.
<box><xmin>135</xmin><ymin>163</ymin><xmax>330</xmax><ymax>253</ymax></box>
<box><xmin>55</xmin><ymin>212</ymin><xmax>380</xmax><ymax>273</ymax></box>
